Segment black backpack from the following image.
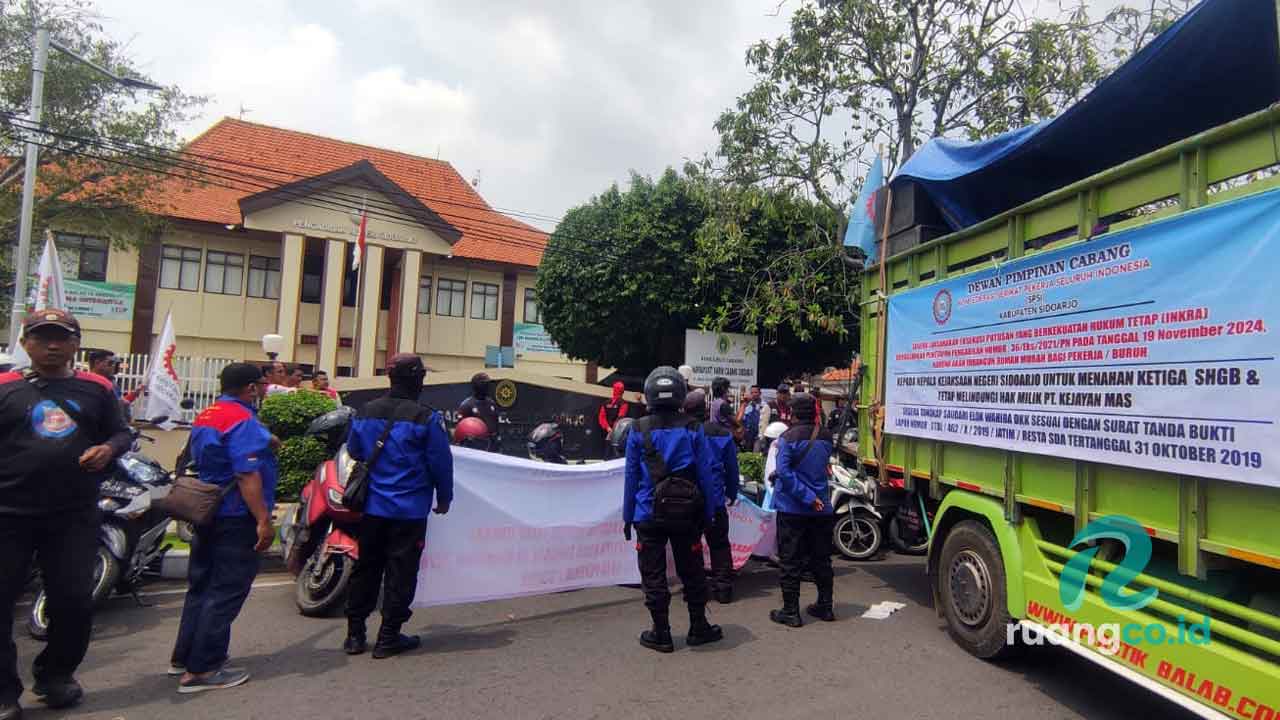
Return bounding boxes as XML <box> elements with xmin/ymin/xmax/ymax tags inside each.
<box><xmin>640</xmin><ymin>423</ymin><xmax>705</xmax><ymax>529</ymax></box>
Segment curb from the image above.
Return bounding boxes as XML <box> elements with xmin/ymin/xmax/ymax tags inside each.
<box><xmin>159</xmin><ymin>548</ymin><xmax>286</xmax><ymax>580</ymax></box>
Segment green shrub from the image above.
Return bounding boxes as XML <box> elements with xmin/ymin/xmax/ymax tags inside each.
<box><xmin>738</xmin><ymin>451</ymin><xmax>764</xmax><ymax>484</ymax></box>
<box><xmin>276</xmin><ymin>435</ymin><xmax>328</xmax><ymax>501</ymax></box>
<box><xmin>259</xmin><ymin>390</ymin><xmax>337</xmax><ymax>439</ymax></box>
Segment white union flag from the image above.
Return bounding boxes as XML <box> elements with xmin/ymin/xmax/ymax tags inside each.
<box><xmin>143</xmin><ymin>311</ymin><xmax>181</xmax><ymax>428</ymax></box>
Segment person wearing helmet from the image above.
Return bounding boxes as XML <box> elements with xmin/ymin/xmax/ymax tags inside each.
<box><xmin>527</xmin><ymin>422</ymin><xmax>566</xmax><ymax>464</ymax></box>
<box><xmin>457</xmin><ymin>372</ymin><xmax>499</xmax><ymax>451</ymax></box>
<box><xmin>597</xmin><ymin>381</ymin><xmax>630</xmax><ymax>440</ymax></box>
<box><xmin>624</xmin><ymin>366</ymin><xmax>723</xmax><ymax>653</ymax></box>
<box><xmin>769</xmin><ymin>392</ymin><xmax>836</xmax><ymax>627</ymax></box>
<box><xmin>606</xmin><ymin>416</ymin><xmax>635</xmax><ymax>460</ymax></box>
<box><xmin>343</xmin><ymin>354</ymin><xmax>453</xmax><ymax>659</ymax></box>
<box><xmin>682</xmin><ymin>390</ymin><xmax>740</xmax><ymax>604</ymax></box>
<box><xmin>452</xmin><ymin>417</ymin><xmax>491</xmax><ymax>450</ymax></box>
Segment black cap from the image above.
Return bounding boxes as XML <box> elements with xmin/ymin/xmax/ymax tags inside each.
<box><xmin>387</xmin><ymin>353</ymin><xmax>425</xmax><ymax>379</ymax></box>
<box><xmin>220</xmin><ymin>362</ymin><xmax>264</xmax><ymax>393</ymax></box>
<box><xmin>23</xmin><ymin>308</ymin><xmax>80</xmax><ymax>335</ymax></box>
<box><xmin>777</xmin><ymin>383</ymin><xmax>791</xmax><ymax>394</ymax></box>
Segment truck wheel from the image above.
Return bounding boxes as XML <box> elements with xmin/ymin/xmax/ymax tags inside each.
<box><xmin>937</xmin><ymin>520</ymin><xmax>1020</xmax><ymax>660</ymax></box>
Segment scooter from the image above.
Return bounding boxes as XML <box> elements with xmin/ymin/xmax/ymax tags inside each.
<box><xmin>28</xmin><ymin>420</ymin><xmax>177</xmax><ymax>639</ymax></box>
<box><xmin>280</xmin><ymin>406</ymin><xmax>361</xmax><ymax>617</ymax></box>
<box><xmin>829</xmin><ymin>458</ymin><xmax>884</xmax><ymax>560</ymax></box>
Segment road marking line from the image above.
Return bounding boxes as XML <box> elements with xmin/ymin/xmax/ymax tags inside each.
<box><xmin>861</xmin><ymin>601</ymin><xmax>907</xmax><ymax>619</ymax></box>
<box><xmin>15</xmin><ymin>579</ymin><xmax>293</xmax><ymax>608</ymax></box>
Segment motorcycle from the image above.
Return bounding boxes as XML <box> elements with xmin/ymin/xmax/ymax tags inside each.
<box><xmin>829</xmin><ymin>458</ymin><xmax>884</xmax><ymax>560</ymax></box>
<box><xmin>280</xmin><ymin>406</ymin><xmax>360</xmax><ymax>617</ymax></box>
<box><xmin>28</xmin><ymin>420</ymin><xmax>177</xmax><ymax>640</ymax></box>
<box><xmin>879</xmin><ymin>479</ymin><xmax>931</xmax><ymax>555</ymax></box>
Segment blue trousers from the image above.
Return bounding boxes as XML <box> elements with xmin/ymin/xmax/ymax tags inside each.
<box><xmin>170</xmin><ymin>516</ymin><xmax>260</xmax><ymax>673</ymax></box>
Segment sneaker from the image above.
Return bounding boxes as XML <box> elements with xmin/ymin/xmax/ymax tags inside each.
<box><xmin>31</xmin><ymin>678</ymin><xmax>82</xmax><ymax>709</ymax></box>
<box><xmin>177</xmin><ymin>668</ymin><xmax>250</xmax><ymax>694</ymax></box>
<box><xmin>167</xmin><ymin>663</ymin><xmax>185</xmax><ymax>677</ymax></box>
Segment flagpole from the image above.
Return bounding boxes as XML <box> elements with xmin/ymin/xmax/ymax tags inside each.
<box><xmin>349</xmin><ymin>194</ymin><xmax>367</xmax><ymax>377</ymax></box>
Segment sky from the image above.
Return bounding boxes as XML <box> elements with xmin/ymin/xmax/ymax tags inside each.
<box><xmin>94</xmin><ymin>0</ymin><xmax>794</xmax><ymax>231</ymax></box>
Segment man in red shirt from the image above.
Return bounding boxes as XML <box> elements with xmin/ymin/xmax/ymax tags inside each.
<box><xmin>0</xmin><ymin>310</ymin><xmax>132</xmax><ymax>717</ymax></box>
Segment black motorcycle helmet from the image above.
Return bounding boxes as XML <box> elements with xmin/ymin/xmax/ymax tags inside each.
<box><xmin>527</xmin><ymin>422</ymin><xmax>564</xmax><ymax>460</ymax></box>
<box><xmin>644</xmin><ymin>366</ymin><xmax>686</xmax><ymax>411</ymax></box>
<box><xmin>607</xmin><ymin>416</ymin><xmax>635</xmax><ymax>453</ymax></box>
<box><xmin>306</xmin><ymin>405</ymin><xmax>356</xmax><ymax>454</ymax></box>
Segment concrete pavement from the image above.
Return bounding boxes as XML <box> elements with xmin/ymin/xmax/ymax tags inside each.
<box><xmin>10</xmin><ymin>555</ymin><xmax>1198</xmax><ymax>720</ymax></box>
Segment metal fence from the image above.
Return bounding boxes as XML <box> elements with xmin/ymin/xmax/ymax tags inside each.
<box><xmin>0</xmin><ymin>347</ymin><xmax>232</xmax><ymax>421</ymax></box>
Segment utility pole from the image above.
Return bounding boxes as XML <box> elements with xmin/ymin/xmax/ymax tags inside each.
<box><xmin>8</xmin><ymin>28</ymin><xmax>49</xmax><ymax>349</ymax></box>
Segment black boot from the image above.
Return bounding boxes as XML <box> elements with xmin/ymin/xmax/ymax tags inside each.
<box><xmin>686</xmin><ymin>605</ymin><xmax>724</xmax><ymax>647</ymax></box>
<box><xmin>806</xmin><ymin>587</ymin><xmax>835</xmax><ymax>622</ymax></box>
<box><xmin>343</xmin><ymin>618</ymin><xmax>368</xmax><ymax>655</ymax></box>
<box><xmin>638</xmin><ymin>611</ymin><xmax>674</xmax><ymax>653</ymax></box>
<box><xmin>770</xmin><ymin>593</ymin><xmax>803</xmax><ymax>628</ymax></box>
<box><xmin>32</xmin><ymin>678</ymin><xmax>82</xmax><ymax>709</ymax></box>
<box><xmin>372</xmin><ymin>623</ymin><xmax>421</xmax><ymax>659</ymax></box>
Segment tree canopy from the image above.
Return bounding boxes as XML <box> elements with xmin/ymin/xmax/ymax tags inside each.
<box><xmin>534</xmin><ymin>168</ymin><xmax>853</xmax><ymax>381</ymax></box>
<box><xmin>0</xmin><ymin>1</ymin><xmax>205</xmax><ymax>266</ymax></box>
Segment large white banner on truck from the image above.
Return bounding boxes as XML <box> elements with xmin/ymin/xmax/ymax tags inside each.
<box><xmin>414</xmin><ymin>448</ymin><xmax>774</xmax><ymax>607</ymax></box>
<box><xmin>884</xmin><ymin>188</ymin><xmax>1280</xmax><ymax>488</ymax></box>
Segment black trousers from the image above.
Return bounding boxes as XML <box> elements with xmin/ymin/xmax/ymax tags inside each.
<box><xmin>171</xmin><ymin>516</ymin><xmax>261</xmax><ymax>674</ymax></box>
<box><xmin>0</xmin><ymin>510</ymin><xmax>97</xmax><ymax>703</ymax></box>
<box><xmin>346</xmin><ymin>515</ymin><xmax>428</xmax><ymax>628</ymax></box>
<box><xmin>704</xmin><ymin>506</ymin><xmax>733</xmax><ymax>593</ymax></box>
<box><xmin>776</xmin><ymin>512</ymin><xmax>835</xmax><ymax>600</ymax></box>
<box><xmin>634</xmin><ymin>522</ymin><xmax>708</xmax><ymax>624</ymax></box>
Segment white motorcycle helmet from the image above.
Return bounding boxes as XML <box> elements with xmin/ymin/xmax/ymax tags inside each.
<box><xmin>764</xmin><ymin>421</ymin><xmax>788</xmax><ymax>439</ymax></box>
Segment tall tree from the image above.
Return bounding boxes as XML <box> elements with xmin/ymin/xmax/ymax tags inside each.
<box><xmin>535</xmin><ymin>169</ymin><xmax>851</xmax><ymax>380</ymax></box>
<box><xmin>0</xmin><ymin>0</ymin><xmax>205</xmax><ymax>291</ymax></box>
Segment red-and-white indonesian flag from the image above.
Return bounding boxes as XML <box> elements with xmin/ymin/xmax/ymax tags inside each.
<box><xmin>143</xmin><ymin>310</ymin><xmax>181</xmax><ymax>428</ymax></box>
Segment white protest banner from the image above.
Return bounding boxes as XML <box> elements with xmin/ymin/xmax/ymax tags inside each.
<box><xmin>11</xmin><ymin>233</ymin><xmax>67</xmax><ymax>369</ymax></box>
<box><xmin>414</xmin><ymin>448</ymin><xmax>776</xmax><ymax>607</ymax></box>
<box><xmin>684</xmin><ymin>329</ymin><xmax>758</xmax><ymax>388</ymax></box>
<box><xmin>142</xmin><ymin>311</ymin><xmax>181</xmax><ymax>427</ymax></box>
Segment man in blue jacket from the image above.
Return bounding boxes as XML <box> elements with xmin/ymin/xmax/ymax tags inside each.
<box><xmin>769</xmin><ymin>392</ymin><xmax>836</xmax><ymax>626</ymax></box>
<box><xmin>343</xmin><ymin>354</ymin><xmax>453</xmax><ymax>659</ymax></box>
<box><xmin>682</xmin><ymin>390</ymin><xmax>740</xmax><ymax>604</ymax></box>
<box><xmin>624</xmin><ymin>366</ymin><xmax>723</xmax><ymax>653</ymax></box>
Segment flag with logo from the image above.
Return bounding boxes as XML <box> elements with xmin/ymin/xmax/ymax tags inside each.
<box><xmin>143</xmin><ymin>310</ymin><xmax>181</xmax><ymax>428</ymax></box>
<box><xmin>10</xmin><ymin>233</ymin><xmax>68</xmax><ymax>368</ymax></box>
<box><xmin>843</xmin><ymin>154</ymin><xmax>885</xmax><ymax>259</ymax></box>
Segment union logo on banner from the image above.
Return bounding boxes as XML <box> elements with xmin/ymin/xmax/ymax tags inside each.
<box><xmin>932</xmin><ymin>289</ymin><xmax>953</xmax><ymax>325</ymax></box>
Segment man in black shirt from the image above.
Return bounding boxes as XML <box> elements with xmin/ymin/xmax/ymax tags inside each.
<box><xmin>457</xmin><ymin>373</ymin><xmax>500</xmax><ymax>451</ymax></box>
<box><xmin>0</xmin><ymin>310</ymin><xmax>131</xmax><ymax>718</ymax></box>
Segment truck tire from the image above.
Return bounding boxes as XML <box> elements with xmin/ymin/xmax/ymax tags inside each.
<box><xmin>937</xmin><ymin>520</ymin><xmax>1021</xmax><ymax>660</ymax></box>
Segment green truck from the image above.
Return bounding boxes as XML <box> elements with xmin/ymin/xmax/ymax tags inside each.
<box><xmin>857</xmin><ymin>1</ymin><xmax>1280</xmax><ymax>716</ymax></box>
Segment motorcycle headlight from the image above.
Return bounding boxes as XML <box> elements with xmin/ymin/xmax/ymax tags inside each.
<box><xmin>327</xmin><ymin>488</ymin><xmax>345</xmax><ymax>506</ymax></box>
<box><xmin>334</xmin><ymin>447</ymin><xmax>354</xmax><ymax>488</ymax></box>
<box><xmin>98</xmin><ymin>497</ymin><xmax>121</xmax><ymax>512</ymax></box>
<box><xmin>117</xmin><ymin>455</ymin><xmax>166</xmax><ymax>487</ymax></box>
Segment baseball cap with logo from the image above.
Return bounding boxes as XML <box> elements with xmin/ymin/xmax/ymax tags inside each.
<box><xmin>387</xmin><ymin>353</ymin><xmax>426</xmax><ymax>379</ymax></box>
<box><xmin>23</xmin><ymin>308</ymin><xmax>80</xmax><ymax>336</ymax></box>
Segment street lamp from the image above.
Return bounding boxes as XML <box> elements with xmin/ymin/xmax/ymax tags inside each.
<box><xmin>261</xmin><ymin>334</ymin><xmax>286</xmax><ymax>361</ymax></box>
<box><xmin>7</xmin><ymin>28</ymin><xmax>164</xmax><ymax>348</ymax></box>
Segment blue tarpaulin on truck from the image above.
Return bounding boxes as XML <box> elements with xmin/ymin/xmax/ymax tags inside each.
<box><xmin>893</xmin><ymin>0</ymin><xmax>1280</xmax><ymax>231</ymax></box>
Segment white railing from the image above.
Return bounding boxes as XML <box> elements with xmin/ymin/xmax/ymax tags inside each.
<box><xmin>0</xmin><ymin>347</ymin><xmax>232</xmax><ymax>421</ymax></box>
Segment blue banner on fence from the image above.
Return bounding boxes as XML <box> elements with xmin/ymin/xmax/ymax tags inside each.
<box><xmin>885</xmin><ymin>188</ymin><xmax>1280</xmax><ymax>488</ymax></box>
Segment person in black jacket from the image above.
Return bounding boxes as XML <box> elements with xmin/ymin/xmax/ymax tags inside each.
<box><xmin>457</xmin><ymin>372</ymin><xmax>500</xmax><ymax>451</ymax></box>
<box><xmin>682</xmin><ymin>390</ymin><xmax>740</xmax><ymax>604</ymax></box>
<box><xmin>0</xmin><ymin>310</ymin><xmax>131</xmax><ymax>717</ymax></box>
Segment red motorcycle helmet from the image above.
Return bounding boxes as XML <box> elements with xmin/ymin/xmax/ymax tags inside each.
<box><xmin>453</xmin><ymin>416</ymin><xmax>491</xmax><ymax>448</ymax></box>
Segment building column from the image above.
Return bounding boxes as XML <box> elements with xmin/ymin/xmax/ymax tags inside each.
<box><xmin>275</xmin><ymin>233</ymin><xmax>305</xmax><ymax>362</ymax></box>
<box><xmin>355</xmin><ymin>244</ymin><xmax>384</xmax><ymax>377</ymax></box>
<box><xmin>316</xmin><ymin>239</ymin><xmax>346</xmax><ymax>375</ymax></box>
<box><xmin>397</xmin><ymin>250</ymin><xmax>421</xmax><ymax>354</ymax></box>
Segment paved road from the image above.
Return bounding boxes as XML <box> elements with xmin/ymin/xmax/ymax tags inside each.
<box><xmin>10</xmin><ymin>555</ymin><xmax>1198</xmax><ymax>720</ymax></box>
